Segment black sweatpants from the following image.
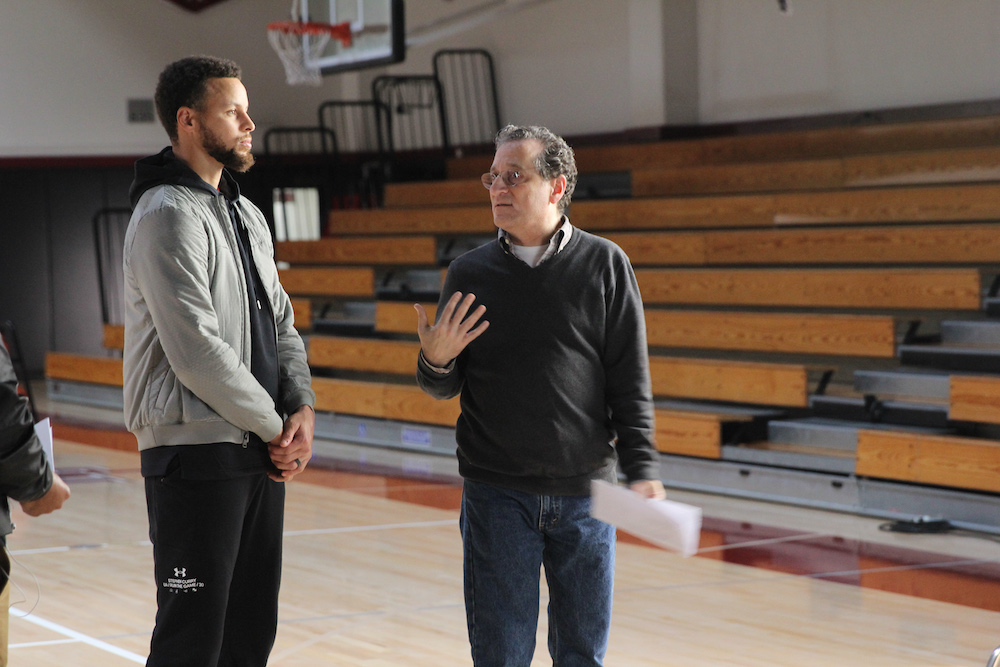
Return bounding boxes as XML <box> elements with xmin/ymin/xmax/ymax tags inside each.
<box><xmin>144</xmin><ymin>466</ymin><xmax>285</xmax><ymax>667</ymax></box>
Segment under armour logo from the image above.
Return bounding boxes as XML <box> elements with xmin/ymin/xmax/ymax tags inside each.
<box><xmin>174</xmin><ymin>568</ymin><xmax>186</xmax><ymax>577</ymax></box>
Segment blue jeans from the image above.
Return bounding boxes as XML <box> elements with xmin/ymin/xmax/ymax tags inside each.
<box><xmin>460</xmin><ymin>479</ymin><xmax>616</xmax><ymax>667</ymax></box>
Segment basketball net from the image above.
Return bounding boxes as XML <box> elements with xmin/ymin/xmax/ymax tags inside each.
<box><xmin>268</xmin><ymin>2</ymin><xmax>352</xmax><ymax>86</ymax></box>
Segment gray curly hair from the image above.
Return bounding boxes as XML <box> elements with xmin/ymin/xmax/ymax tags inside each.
<box><xmin>495</xmin><ymin>124</ymin><xmax>577</xmax><ymax>214</ymax></box>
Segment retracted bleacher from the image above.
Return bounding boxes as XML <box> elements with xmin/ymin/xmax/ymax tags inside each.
<box><xmin>47</xmin><ymin>108</ymin><xmax>1000</xmax><ymax>529</ymax></box>
<box><xmin>319</xmin><ymin>110</ymin><xmax>1000</xmax><ymax>528</ymax></box>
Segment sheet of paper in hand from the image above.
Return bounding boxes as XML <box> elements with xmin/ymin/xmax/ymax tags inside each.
<box><xmin>590</xmin><ymin>479</ymin><xmax>702</xmax><ymax>557</ymax></box>
<box><xmin>34</xmin><ymin>417</ymin><xmax>54</xmax><ymax>467</ymax></box>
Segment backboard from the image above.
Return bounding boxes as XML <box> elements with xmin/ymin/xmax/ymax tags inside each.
<box><xmin>300</xmin><ymin>0</ymin><xmax>405</xmax><ymax>75</ymax></box>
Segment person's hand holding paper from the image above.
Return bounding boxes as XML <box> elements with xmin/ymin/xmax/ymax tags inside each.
<box><xmin>591</xmin><ymin>480</ymin><xmax>702</xmax><ymax>557</ymax></box>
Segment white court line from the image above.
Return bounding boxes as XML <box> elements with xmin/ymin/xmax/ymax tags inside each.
<box><xmin>694</xmin><ymin>532</ymin><xmax>832</xmax><ymax>554</ymax></box>
<box><xmin>9</xmin><ymin>521</ymin><xmax>456</xmax><ymax>555</ymax></box>
<box><xmin>10</xmin><ymin>637</ymin><xmax>76</xmax><ymax>648</ymax></box>
<box><xmin>284</xmin><ymin>518</ymin><xmax>456</xmax><ymax>537</ymax></box>
<box><xmin>6</xmin><ymin>520</ymin><xmax>456</xmax><ymax>663</ymax></box>
<box><xmin>10</xmin><ymin>609</ymin><xmax>146</xmax><ymax>663</ymax></box>
<box><xmin>11</xmin><ymin>539</ymin><xmax>152</xmax><ymax>556</ymax></box>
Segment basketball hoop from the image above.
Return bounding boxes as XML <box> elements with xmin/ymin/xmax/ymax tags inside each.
<box><xmin>267</xmin><ymin>15</ymin><xmax>353</xmax><ymax>86</ymax></box>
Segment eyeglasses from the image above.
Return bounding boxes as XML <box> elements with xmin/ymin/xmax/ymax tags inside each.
<box><xmin>481</xmin><ymin>169</ymin><xmax>527</xmax><ymax>190</ymax></box>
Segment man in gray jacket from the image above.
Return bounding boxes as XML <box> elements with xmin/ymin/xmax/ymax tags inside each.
<box><xmin>123</xmin><ymin>56</ymin><xmax>315</xmax><ymax>666</ymax></box>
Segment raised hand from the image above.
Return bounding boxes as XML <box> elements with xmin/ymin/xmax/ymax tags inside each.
<box><xmin>415</xmin><ymin>291</ymin><xmax>489</xmax><ymax>367</ymax></box>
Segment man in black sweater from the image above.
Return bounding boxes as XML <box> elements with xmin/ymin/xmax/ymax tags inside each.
<box><xmin>416</xmin><ymin>125</ymin><xmax>664</xmax><ymax>666</ymax></box>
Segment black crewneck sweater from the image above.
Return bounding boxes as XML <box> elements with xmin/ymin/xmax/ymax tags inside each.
<box><xmin>417</xmin><ymin>228</ymin><xmax>659</xmax><ymax>495</ymax></box>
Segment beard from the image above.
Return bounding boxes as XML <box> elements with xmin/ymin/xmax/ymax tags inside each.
<box><xmin>200</xmin><ymin>125</ymin><xmax>255</xmax><ymax>173</ymax></box>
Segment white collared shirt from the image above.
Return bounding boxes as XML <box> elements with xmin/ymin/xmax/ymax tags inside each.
<box><xmin>498</xmin><ymin>216</ymin><xmax>574</xmax><ymax>267</ymax></box>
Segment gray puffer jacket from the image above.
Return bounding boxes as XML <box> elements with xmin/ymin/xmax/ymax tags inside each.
<box><xmin>123</xmin><ymin>148</ymin><xmax>314</xmax><ymax>452</ymax></box>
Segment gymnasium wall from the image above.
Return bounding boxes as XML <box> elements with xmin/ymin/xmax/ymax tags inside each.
<box><xmin>2</xmin><ymin>0</ymin><xmax>998</xmax><ymax>157</ymax></box>
<box><xmin>697</xmin><ymin>0</ymin><xmax>1000</xmax><ymax>123</ymax></box>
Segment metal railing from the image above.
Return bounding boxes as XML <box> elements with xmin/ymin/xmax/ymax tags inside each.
<box><xmin>92</xmin><ymin>207</ymin><xmax>132</xmax><ymax>327</ymax></box>
<box><xmin>433</xmin><ymin>48</ymin><xmax>501</xmax><ymax>151</ymax></box>
<box><xmin>318</xmin><ymin>100</ymin><xmax>393</xmax><ymax>204</ymax></box>
<box><xmin>371</xmin><ymin>75</ymin><xmax>450</xmax><ymax>154</ymax></box>
<box><xmin>263</xmin><ymin>126</ymin><xmax>340</xmax><ymax>234</ymax></box>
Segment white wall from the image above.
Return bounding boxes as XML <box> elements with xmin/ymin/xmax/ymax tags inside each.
<box><xmin>0</xmin><ymin>0</ymin><xmax>666</xmax><ymax>156</ymax></box>
<box><xmin>0</xmin><ymin>0</ymin><xmax>349</xmax><ymax>157</ymax></box>
<box><xmin>379</xmin><ymin>0</ymin><xmax>638</xmax><ymax>138</ymax></box>
<box><xmin>3</xmin><ymin>0</ymin><xmax>1000</xmax><ymax>158</ymax></box>
<box><xmin>697</xmin><ymin>0</ymin><xmax>1000</xmax><ymax>123</ymax></box>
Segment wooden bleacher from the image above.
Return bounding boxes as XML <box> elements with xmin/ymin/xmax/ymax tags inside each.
<box><xmin>653</xmin><ymin>409</ymin><xmax>754</xmax><ymax>459</ymax></box>
<box><xmin>291</xmin><ymin>298</ymin><xmax>312</xmax><ymax>331</ymax></box>
<box><xmin>636</xmin><ymin>268</ymin><xmax>982</xmax><ymax>310</ymax></box>
<box><xmin>378</xmin><ymin>303</ymin><xmax>900</xmax><ymax>358</ymax></box>
<box><xmin>648</xmin><ymin>356</ymin><xmax>824</xmax><ymax>409</ymax></box>
<box><xmin>101</xmin><ymin>304</ymin><xmax>312</xmax><ymax>352</ymax></box>
<box><xmin>46</xmin><ymin>110</ymin><xmax>1000</xmax><ymax>505</ymax></box>
<box><xmin>312</xmin><ymin>377</ymin><xmax>460</xmax><ymax>426</ymax></box>
<box><xmin>45</xmin><ymin>352</ymin><xmax>123</xmax><ymax>387</ymax></box>
<box><xmin>277</xmin><ymin>267</ymin><xmax>375</xmax><ymax>298</ymax></box>
<box><xmin>384</xmin><ymin>180</ymin><xmax>485</xmax><ymax>208</ymax></box>
<box><xmin>856</xmin><ymin>429</ymin><xmax>1000</xmax><ymax>494</ymax></box>
<box><xmin>307</xmin><ymin>333</ymin><xmax>817</xmax><ymax>408</ymax></box>
<box><xmin>645</xmin><ymin>311</ymin><xmax>898</xmax><ymax>357</ymax></box>
<box><xmin>633</xmin><ymin>146</ymin><xmax>1000</xmax><ymax>196</ymax></box>
<box><xmin>375</xmin><ymin>301</ymin><xmax>434</xmax><ymax>334</ymax></box>
<box><xmin>307</xmin><ymin>333</ymin><xmax>772</xmax><ymax>460</ymax></box>
<box><xmin>309</xmin><ymin>336</ymin><xmax>418</xmax><ymax>375</ymax></box>
<box><xmin>329</xmin><ymin>115</ymin><xmax>1000</xmax><ymax>494</ymax></box>
<box><xmin>444</xmin><ymin>114</ymin><xmax>1000</xmax><ymax>177</ymax></box>
<box><xmin>334</xmin><ymin>182</ymin><xmax>1000</xmax><ymax>235</ymax></box>
<box><xmin>276</xmin><ymin>236</ymin><xmax>437</xmax><ymax>265</ymax></box>
<box><xmin>102</xmin><ymin>323</ymin><xmax>124</xmax><ymax>350</ymax></box>
<box><xmin>601</xmin><ymin>223</ymin><xmax>1000</xmax><ymax>267</ymax></box>
<box><xmin>948</xmin><ymin>375</ymin><xmax>1000</xmax><ymax>424</ymax></box>
<box><xmin>388</xmin><ymin>145</ymin><xmax>1000</xmax><ymax>206</ymax></box>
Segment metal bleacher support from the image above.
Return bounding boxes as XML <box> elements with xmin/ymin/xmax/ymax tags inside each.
<box><xmin>372</xmin><ymin>75</ymin><xmax>449</xmax><ymax>180</ymax></box>
<box><xmin>432</xmin><ymin>48</ymin><xmax>501</xmax><ymax>153</ymax></box>
<box><xmin>317</xmin><ymin>100</ymin><xmax>392</xmax><ymax>207</ymax></box>
<box><xmin>93</xmin><ymin>208</ymin><xmax>132</xmax><ymax>331</ymax></box>
<box><xmin>263</xmin><ymin>126</ymin><xmax>339</xmax><ymax>237</ymax></box>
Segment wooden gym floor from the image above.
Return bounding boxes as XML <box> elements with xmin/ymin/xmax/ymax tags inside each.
<box><xmin>6</xmin><ymin>399</ymin><xmax>1000</xmax><ymax>665</ymax></box>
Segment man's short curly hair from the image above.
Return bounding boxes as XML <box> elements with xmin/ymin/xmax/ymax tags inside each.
<box><xmin>495</xmin><ymin>124</ymin><xmax>577</xmax><ymax>214</ymax></box>
<box><xmin>155</xmin><ymin>56</ymin><xmax>242</xmax><ymax>142</ymax></box>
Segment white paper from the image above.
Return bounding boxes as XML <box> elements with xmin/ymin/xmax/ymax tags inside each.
<box><xmin>33</xmin><ymin>417</ymin><xmax>54</xmax><ymax>467</ymax></box>
<box><xmin>591</xmin><ymin>480</ymin><xmax>702</xmax><ymax>557</ymax></box>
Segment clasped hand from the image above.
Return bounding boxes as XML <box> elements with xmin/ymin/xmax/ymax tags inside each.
<box><xmin>268</xmin><ymin>405</ymin><xmax>315</xmax><ymax>482</ymax></box>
